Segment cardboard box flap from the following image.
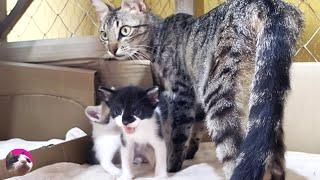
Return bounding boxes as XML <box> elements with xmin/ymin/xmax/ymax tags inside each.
<box><xmin>0</xmin><ymin>36</ymin><xmax>104</xmax><ymax>63</ymax></box>
<box><xmin>0</xmin><ymin>62</ymin><xmax>96</xmax><ymax>106</ymax></box>
<box><xmin>0</xmin><ymin>95</ymin><xmax>90</xmax><ymax>140</ymax></box>
<box><xmin>100</xmin><ymin>60</ymin><xmax>153</xmax><ymax>89</ymax></box>
<box><xmin>0</xmin><ymin>62</ymin><xmax>95</xmax><ymax>140</ymax></box>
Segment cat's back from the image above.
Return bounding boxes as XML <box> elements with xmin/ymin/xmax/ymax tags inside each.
<box><xmin>162</xmin><ymin>13</ymin><xmax>194</xmax><ymax>30</ymax></box>
<box><xmin>154</xmin><ymin>13</ymin><xmax>194</xmax><ymax>53</ymax></box>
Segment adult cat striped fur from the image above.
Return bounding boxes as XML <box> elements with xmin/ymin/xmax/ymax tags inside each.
<box><xmin>92</xmin><ymin>0</ymin><xmax>303</xmax><ymax>179</ymax></box>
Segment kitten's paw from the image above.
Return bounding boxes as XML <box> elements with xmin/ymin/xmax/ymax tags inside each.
<box><xmin>110</xmin><ymin>168</ymin><xmax>122</xmax><ymax>177</ymax></box>
<box><xmin>104</xmin><ymin>166</ymin><xmax>122</xmax><ymax>177</ymax></box>
<box><xmin>116</xmin><ymin>173</ymin><xmax>133</xmax><ymax>180</ymax></box>
<box><xmin>154</xmin><ymin>172</ymin><xmax>167</xmax><ymax>179</ymax></box>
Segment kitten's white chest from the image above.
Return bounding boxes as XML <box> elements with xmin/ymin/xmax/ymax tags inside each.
<box><xmin>126</xmin><ymin>117</ymin><xmax>159</xmax><ymax>144</ymax></box>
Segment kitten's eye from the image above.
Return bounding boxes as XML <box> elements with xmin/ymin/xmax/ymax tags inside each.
<box><xmin>120</xmin><ymin>26</ymin><xmax>132</xmax><ymax>37</ymax></box>
<box><xmin>100</xmin><ymin>31</ymin><xmax>108</xmax><ymax>41</ymax></box>
<box><xmin>111</xmin><ymin>107</ymin><xmax>122</xmax><ymax>116</ymax></box>
<box><xmin>133</xmin><ymin>109</ymin><xmax>142</xmax><ymax>117</ymax></box>
<box><xmin>26</xmin><ymin>158</ymin><xmax>31</xmax><ymax>163</ymax></box>
<box><xmin>13</xmin><ymin>156</ymin><xmax>19</xmax><ymax>161</ymax></box>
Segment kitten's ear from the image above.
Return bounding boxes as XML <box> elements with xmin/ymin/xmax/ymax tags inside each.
<box><xmin>6</xmin><ymin>152</ymin><xmax>14</xmax><ymax>159</ymax></box>
<box><xmin>85</xmin><ymin>103</ymin><xmax>110</xmax><ymax>123</ymax></box>
<box><xmin>121</xmin><ymin>0</ymin><xmax>147</xmax><ymax>12</ymax></box>
<box><xmin>98</xmin><ymin>86</ymin><xmax>114</xmax><ymax>101</ymax></box>
<box><xmin>85</xmin><ymin>105</ymin><xmax>102</xmax><ymax>123</ymax></box>
<box><xmin>146</xmin><ymin>86</ymin><xmax>159</xmax><ymax>105</ymax></box>
<box><xmin>91</xmin><ymin>0</ymin><xmax>114</xmax><ymax>22</ymax></box>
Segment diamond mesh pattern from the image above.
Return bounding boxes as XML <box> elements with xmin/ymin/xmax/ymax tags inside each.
<box><xmin>5</xmin><ymin>0</ymin><xmax>319</xmax><ymax>62</ymax></box>
<box><xmin>6</xmin><ymin>0</ymin><xmax>175</xmax><ymax>42</ymax></box>
<box><xmin>204</xmin><ymin>0</ymin><xmax>320</xmax><ymax>62</ymax></box>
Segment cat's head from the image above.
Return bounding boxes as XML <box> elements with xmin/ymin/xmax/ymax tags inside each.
<box><xmin>6</xmin><ymin>150</ymin><xmax>33</xmax><ymax>176</ymax></box>
<box><xmin>98</xmin><ymin>86</ymin><xmax>159</xmax><ymax>134</ymax></box>
<box><xmin>92</xmin><ymin>0</ymin><xmax>153</xmax><ymax>60</ymax></box>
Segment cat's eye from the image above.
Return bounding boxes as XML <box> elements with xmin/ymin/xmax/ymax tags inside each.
<box><xmin>100</xmin><ymin>31</ymin><xmax>108</xmax><ymax>41</ymax></box>
<box><xmin>26</xmin><ymin>158</ymin><xmax>31</xmax><ymax>163</ymax></box>
<box><xmin>111</xmin><ymin>107</ymin><xmax>122</xmax><ymax>116</ymax></box>
<box><xmin>120</xmin><ymin>26</ymin><xmax>132</xmax><ymax>37</ymax></box>
<box><xmin>133</xmin><ymin>109</ymin><xmax>142</xmax><ymax>117</ymax></box>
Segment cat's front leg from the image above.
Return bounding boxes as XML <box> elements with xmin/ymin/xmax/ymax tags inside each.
<box><xmin>118</xmin><ymin>139</ymin><xmax>134</xmax><ymax>180</ymax></box>
<box><xmin>95</xmin><ymin>135</ymin><xmax>122</xmax><ymax>177</ymax></box>
<box><xmin>100</xmin><ymin>159</ymin><xmax>122</xmax><ymax>177</ymax></box>
<box><xmin>151</xmin><ymin>139</ymin><xmax>167</xmax><ymax>178</ymax></box>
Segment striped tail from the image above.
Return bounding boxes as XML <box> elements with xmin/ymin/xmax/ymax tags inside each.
<box><xmin>231</xmin><ymin>2</ymin><xmax>303</xmax><ymax>180</ymax></box>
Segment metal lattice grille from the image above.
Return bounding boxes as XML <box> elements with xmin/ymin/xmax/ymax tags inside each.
<box><xmin>292</xmin><ymin>0</ymin><xmax>320</xmax><ymax>62</ymax></box>
<box><xmin>204</xmin><ymin>0</ymin><xmax>320</xmax><ymax>62</ymax></box>
<box><xmin>6</xmin><ymin>0</ymin><xmax>175</xmax><ymax>42</ymax></box>
<box><xmin>5</xmin><ymin>0</ymin><xmax>319</xmax><ymax>62</ymax></box>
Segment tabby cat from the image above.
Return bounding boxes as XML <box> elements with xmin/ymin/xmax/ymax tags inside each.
<box><xmin>92</xmin><ymin>0</ymin><xmax>303</xmax><ymax>179</ymax></box>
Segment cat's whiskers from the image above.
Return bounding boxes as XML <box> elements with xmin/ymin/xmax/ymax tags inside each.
<box><xmin>128</xmin><ymin>47</ymin><xmax>152</xmax><ymax>62</ymax></box>
<box><xmin>135</xmin><ymin>51</ymin><xmax>152</xmax><ymax>61</ymax></box>
<box><xmin>131</xmin><ymin>47</ymin><xmax>154</xmax><ymax>54</ymax></box>
<box><xmin>129</xmin><ymin>48</ymin><xmax>152</xmax><ymax>61</ymax></box>
<box><xmin>129</xmin><ymin>52</ymin><xmax>142</xmax><ymax>64</ymax></box>
<box><xmin>133</xmin><ymin>45</ymin><xmax>155</xmax><ymax>50</ymax></box>
<box><xmin>128</xmin><ymin>53</ymin><xmax>141</xmax><ymax>65</ymax></box>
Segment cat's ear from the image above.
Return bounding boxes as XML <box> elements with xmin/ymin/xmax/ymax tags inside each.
<box><xmin>146</xmin><ymin>86</ymin><xmax>159</xmax><ymax>105</ymax></box>
<box><xmin>85</xmin><ymin>105</ymin><xmax>102</xmax><ymax>123</ymax></box>
<box><xmin>121</xmin><ymin>0</ymin><xmax>147</xmax><ymax>12</ymax></box>
<box><xmin>98</xmin><ymin>86</ymin><xmax>114</xmax><ymax>101</ymax></box>
<box><xmin>6</xmin><ymin>152</ymin><xmax>14</xmax><ymax>159</ymax></box>
<box><xmin>85</xmin><ymin>103</ymin><xmax>110</xmax><ymax>123</ymax></box>
<box><xmin>91</xmin><ymin>0</ymin><xmax>114</xmax><ymax>22</ymax></box>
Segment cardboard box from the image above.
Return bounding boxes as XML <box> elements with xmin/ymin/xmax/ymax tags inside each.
<box><xmin>0</xmin><ymin>62</ymin><xmax>95</xmax><ymax>179</ymax></box>
<box><xmin>0</xmin><ymin>60</ymin><xmax>153</xmax><ymax>179</ymax></box>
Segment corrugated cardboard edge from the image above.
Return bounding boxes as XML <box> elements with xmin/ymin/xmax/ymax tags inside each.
<box><xmin>0</xmin><ymin>36</ymin><xmax>105</xmax><ymax>63</ymax></box>
<box><xmin>0</xmin><ymin>136</ymin><xmax>91</xmax><ymax>179</ymax></box>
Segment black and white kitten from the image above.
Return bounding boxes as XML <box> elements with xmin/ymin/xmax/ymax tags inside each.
<box><xmin>99</xmin><ymin>86</ymin><xmax>167</xmax><ymax>180</ymax></box>
<box><xmin>85</xmin><ymin>100</ymin><xmax>155</xmax><ymax>178</ymax></box>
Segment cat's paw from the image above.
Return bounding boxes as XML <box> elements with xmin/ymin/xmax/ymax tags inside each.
<box><xmin>116</xmin><ymin>173</ymin><xmax>133</xmax><ymax>180</ymax></box>
<box><xmin>154</xmin><ymin>172</ymin><xmax>168</xmax><ymax>179</ymax></box>
<box><xmin>104</xmin><ymin>166</ymin><xmax>122</xmax><ymax>177</ymax></box>
<box><xmin>109</xmin><ymin>168</ymin><xmax>122</xmax><ymax>177</ymax></box>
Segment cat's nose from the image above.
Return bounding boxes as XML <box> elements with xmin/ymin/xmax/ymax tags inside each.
<box><xmin>123</xmin><ymin>120</ymin><xmax>131</xmax><ymax>126</ymax></box>
<box><xmin>21</xmin><ymin>160</ymin><xmax>27</xmax><ymax>164</ymax></box>
<box><xmin>108</xmin><ymin>43</ymin><xmax>118</xmax><ymax>55</ymax></box>
<box><xmin>123</xmin><ymin>117</ymin><xmax>134</xmax><ymax>126</ymax></box>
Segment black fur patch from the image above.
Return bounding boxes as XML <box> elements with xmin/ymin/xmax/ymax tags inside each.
<box><xmin>120</xmin><ymin>133</ymin><xmax>126</xmax><ymax>147</ymax></box>
<box><xmin>86</xmin><ymin>138</ymin><xmax>99</xmax><ymax>165</ymax></box>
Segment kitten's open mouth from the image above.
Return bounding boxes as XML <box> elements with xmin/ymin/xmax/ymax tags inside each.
<box><xmin>124</xmin><ymin>127</ymin><xmax>136</xmax><ymax>134</ymax></box>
